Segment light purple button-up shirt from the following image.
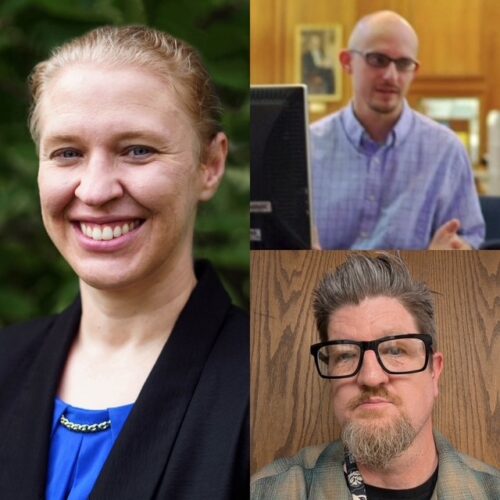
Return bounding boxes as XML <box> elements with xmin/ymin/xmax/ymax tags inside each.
<box><xmin>310</xmin><ymin>101</ymin><xmax>485</xmax><ymax>249</ymax></box>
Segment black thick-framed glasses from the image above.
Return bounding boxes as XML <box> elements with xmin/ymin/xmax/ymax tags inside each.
<box><xmin>310</xmin><ymin>334</ymin><xmax>433</xmax><ymax>379</ymax></box>
<box><xmin>349</xmin><ymin>49</ymin><xmax>419</xmax><ymax>72</ymax></box>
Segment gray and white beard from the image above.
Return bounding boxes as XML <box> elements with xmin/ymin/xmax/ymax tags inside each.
<box><xmin>341</xmin><ymin>413</ymin><xmax>417</xmax><ymax>470</ymax></box>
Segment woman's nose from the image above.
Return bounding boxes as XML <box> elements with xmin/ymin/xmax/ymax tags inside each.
<box><xmin>74</xmin><ymin>153</ymin><xmax>124</xmax><ymax>206</ymax></box>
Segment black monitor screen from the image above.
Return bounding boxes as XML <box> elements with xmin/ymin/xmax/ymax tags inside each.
<box><xmin>250</xmin><ymin>85</ymin><xmax>312</xmax><ymax>249</ymax></box>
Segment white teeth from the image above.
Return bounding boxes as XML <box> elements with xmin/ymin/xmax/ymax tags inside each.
<box><xmin>102</xmin><ymin>227</ymin><xmax>113</xmax><ymax>240</ymax></box>
<box><xmin>80</xmin><ymin>220</ymin><xmax>141</xmax><ymax>241</ymax></box>
<box><xmin>92</xmin><ymin>227</ymin><xmax>102</xmax><ymax>241</ymax></box>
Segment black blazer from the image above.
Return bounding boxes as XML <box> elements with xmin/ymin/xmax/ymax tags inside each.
<box><xmin>0</xmin><ymin>261</ymin><xmax>249</xmax><ymax>499</ymax></box>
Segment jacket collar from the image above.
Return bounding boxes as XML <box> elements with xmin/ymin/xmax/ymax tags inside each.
<box><xmin>91</xmin><ymin>260</ymin><xmax>232</xmax><ymax>498</ymax></box>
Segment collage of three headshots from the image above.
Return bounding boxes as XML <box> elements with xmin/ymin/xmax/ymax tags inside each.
<box><xmin>0</xmin><ymin>0</ymin><xmax>498</xmax><ymax>499</ymax></box>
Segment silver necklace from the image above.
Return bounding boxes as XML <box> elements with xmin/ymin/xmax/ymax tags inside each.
<box><xmin>60</xmin><ymin>414</ymin><xmax>111</xmax><ymax>433</ymax></box>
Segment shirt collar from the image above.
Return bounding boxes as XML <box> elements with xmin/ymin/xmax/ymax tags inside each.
<box><xmin>392</xmin><ymin>100</ymin><xmax>413</xmax><ymax>146</ymax></box>
<box><xmin>342</xmin><ymin>100</ymin><xmax>413</xmax><ymax>151</ymax></box>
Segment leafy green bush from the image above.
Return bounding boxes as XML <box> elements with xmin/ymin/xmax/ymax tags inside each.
<box><xmin>0</xmin><ymin>0</ymin><xmax>249</xmax><ymax>326</ymax></box>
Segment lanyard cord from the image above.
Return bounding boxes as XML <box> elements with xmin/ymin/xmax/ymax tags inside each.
<box><xmin>344</xmin><ymin>446</ymin><xmax>368</xmax><ymax>500</ymax></box>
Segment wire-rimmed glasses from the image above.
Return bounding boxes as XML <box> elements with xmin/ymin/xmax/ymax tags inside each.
<box><xmin>310</xmin><ymin>334</ymin><xmax>433</xmax><ymax>379</ymax></box>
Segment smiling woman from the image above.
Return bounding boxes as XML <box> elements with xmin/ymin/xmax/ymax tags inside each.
<box><xmin>0</xmin><ymin>26</ymin><xmax>248</xmax><ymax>499</ymax></box>
<box><xmin>36</xmin><ymin>63</ymin><xmax>218</xmax><ymax>291</ymax></box>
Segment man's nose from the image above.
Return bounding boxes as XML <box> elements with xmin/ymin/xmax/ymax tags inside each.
<box><xmin>382</xmin><ymin>61</ymin><xmax>399</xmax><ymax>81</ymax></box>
<box><xmin>74</xmin><ymin>152</ymin><xmax>124</xmax><ymax>206</ymax></box>
<box><xmin>356</xmin><ymin>350</ymin><xmax>390</xmax><ymax>386</ymax></box>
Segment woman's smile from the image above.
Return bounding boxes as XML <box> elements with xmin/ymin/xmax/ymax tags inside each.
<box><xmin>79</xmin><ymin>219</ymin><xmax>143</xmax><ymax>241</ymax></box>
<box><xmin>71</xmin><ymin>218</ymin><xmax>146</xmax><ymax>253</ymax></box>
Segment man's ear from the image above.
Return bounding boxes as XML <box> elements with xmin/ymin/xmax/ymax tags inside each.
<box><xmin>339</xmin><ymin>49</ymin><xmax>353</xmax><ymax>74</ymax></box>
<box><xmin>411</xmin><ymin>61</ymin><xmax>420</xmax><ymax>82</ymax></box>
<box><xmin>198</xmin><ymin>132</ymin><xmax>227</xmax><ymax>202</ymax></box>
<box><xmin>430</xmin><ymin>351</ymin><xmax>444</xmax><ymax>398</ymax></box>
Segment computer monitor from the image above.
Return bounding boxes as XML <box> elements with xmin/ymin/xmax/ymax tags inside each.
<box><xmin>250</xmin><ymin>84</ymin><xmax>314</xmax><ymax>249</ymax></box>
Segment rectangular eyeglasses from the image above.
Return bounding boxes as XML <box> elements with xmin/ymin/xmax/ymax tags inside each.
<box><xmin>349</xmin><ymin>49</ymin><xmax>419</xmax><ymax>72</ymax></box>
<box><xmin>310</xmin><ymin>334</ymin><xmax>433</xmax><ymax>379</ymax></box>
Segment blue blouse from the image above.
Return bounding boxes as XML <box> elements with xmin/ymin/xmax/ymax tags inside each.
<box><xmin>46</xmin><ymin>398</ymin><xmax>134</xmax><ymax>500</ymax></box>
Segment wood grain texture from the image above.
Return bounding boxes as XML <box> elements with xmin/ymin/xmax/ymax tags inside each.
<box><xmin>410</xmin><ymin>0</ymin><xmax>481</xmax><ymax>76</ymax></box>
<box><xmin>251</xmin><ymin>251</ymin><xmax>500</xmax><ymax>473</ymax></box>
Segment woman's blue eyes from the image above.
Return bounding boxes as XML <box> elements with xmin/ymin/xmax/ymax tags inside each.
<box><xmin>52</xmin><ymin>146</ymin><xmax>155</xmax><ymax>160</ymax></box>
<box><xmin>126</xmin><ymin>146</ymin><xmax>153</xmax><ymax>157</ymax></box>
<box><xmin>56</xmin><ymin>149</ymin><xmax>81</xmax><ymax>159</ymax></box>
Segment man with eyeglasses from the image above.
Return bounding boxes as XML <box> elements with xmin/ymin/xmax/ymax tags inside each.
<box><xmin>311</xmin><ymin>10</ymin><xmax>485</xmax><ymax>250</ymax></box>
<box><xmin>251</xmin><ymin>253</ymin><xmax>500</xmax><ymax>499</ymax></box>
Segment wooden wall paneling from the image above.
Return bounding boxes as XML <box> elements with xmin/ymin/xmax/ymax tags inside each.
<box><xmin>251</xmin><ymin>251</ymin><xmax>500</xmax><ymax>474</ymax></box>
<box><xmin>481</xmin><ymin>0</ymin><xmax>500</xmax><ymax>160</ymax></box>
<box><xmin>410</xmin><ymin>0</ymin><xmax>482</xmax><ymax>76</ymax></box>
<box><xmin>282</xmin><ymin>0</ymin><xmax>296</xmax><ymax>86</ymax></box>
<box><xmin>416</xmin><ymin>252</ymin><xmax>500</xmax><ymax>465</ymax></box>
<box><xmin>483</xmin><ymin>0</ymin><xmax>500</xmax><ymax>110</ymax></box>
<box><xmin>251</xmin><ymin>251</ymin><xmax>343</xmax><ymax>473</ymax></box>
<box><xmin>251</xmin><ymin>0</ymin><xmax>283</xmax><ymax>84</ymax></box>
<box><xmin>356</xmin><ymin>0</ymin><xmax>412</xmax><ymax>20</ymax></box>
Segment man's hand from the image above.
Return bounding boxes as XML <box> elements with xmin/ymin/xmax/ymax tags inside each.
<box><xmin>428</xmin><ymin>219</ymin><xmax>471</xmax><ymax>250</ymax></box>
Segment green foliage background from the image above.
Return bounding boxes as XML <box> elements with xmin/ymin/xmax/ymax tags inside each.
<box><xmin>0</xmin><ymin>0</ymin><xmax>249</xmax><ymax>327</ymax></box>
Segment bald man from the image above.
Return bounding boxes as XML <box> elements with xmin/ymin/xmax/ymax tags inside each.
<box><xmin>311</xmin><ymin>11</ymin><xmax>485</xmax><ymax>250</ymax></box>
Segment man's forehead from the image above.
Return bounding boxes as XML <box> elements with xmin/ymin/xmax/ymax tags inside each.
<box><xmin>327</xmin><ymin>296</ymin><xmax>419</xmax><ymax>340</ymax></box>
<box><xmin>358</xmin><ymin>32</ymin><xmax>418</xmax><ymax>59</ymax></box>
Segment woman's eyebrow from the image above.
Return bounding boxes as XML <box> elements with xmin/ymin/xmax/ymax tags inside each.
<box><xmin>41</xmin><ymin>130</ymin><xmax>171</xmax><ymax>147</ymax></box>
<box><xmin>113</xmin><ymin>130</ymin><xmax>170</xmax><ymax>144</ymax></box>
<box><xmin>42</xmin><ymin>133</ymin><xmax>80</xmax><ymax>146</ymax></box>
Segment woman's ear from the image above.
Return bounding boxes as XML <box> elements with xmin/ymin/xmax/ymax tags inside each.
<box><xmin>198</xmin><ymin>132</ymin><xmax>228</xmax><ymax>202</ymax></box>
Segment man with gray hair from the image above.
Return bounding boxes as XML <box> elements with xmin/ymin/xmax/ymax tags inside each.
<box><xmin>251</xmin><ymin>253</ymin><xmax>500</xmax><ymax>499</ymax></box>
<box><xmin>311</xmin><ymin>11</ymin><xmax>484</xmax><ymax>250</ymax></box>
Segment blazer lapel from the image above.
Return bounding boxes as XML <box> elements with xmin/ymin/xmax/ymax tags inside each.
<box><xmin>0</xmin><ymin>300</ymin><xmax>81</xmax><ymax>499</ymax></box>
<box><xmin>91</xmin><ymin>263</ymin><xmax>232</xmax><ymax>499</ymax></box>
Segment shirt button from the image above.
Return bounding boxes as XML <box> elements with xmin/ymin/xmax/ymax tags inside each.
<box><xmin>369</xmin><ymin>195</ymin><xmax>375</xmax><ymax>201</ymax></box>
<box><xmin>373</xmin><ymin>158</ymin><xmax>380</xmax><ymax>165</ymax></box>
<box><xmin>360</xmin><ymin>231</ymin><xmax>368</xmax><ymax>238</ymax></box>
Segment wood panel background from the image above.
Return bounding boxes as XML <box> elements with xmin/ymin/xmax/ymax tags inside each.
<box><xmin>250</xmin><ymin>0</ymin><xmax>500</xmax><ymax>159</ymax></box>
<box><xmin>251</xmin><ymin>251</ymin><xmax>500</xmax><ymax>473</ymax></box>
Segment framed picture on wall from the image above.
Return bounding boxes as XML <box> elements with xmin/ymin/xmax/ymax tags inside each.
<box><xmin>295</xmin><ymin>24</ymin><xmax>342</xmax><ymax>102</ymax></box>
